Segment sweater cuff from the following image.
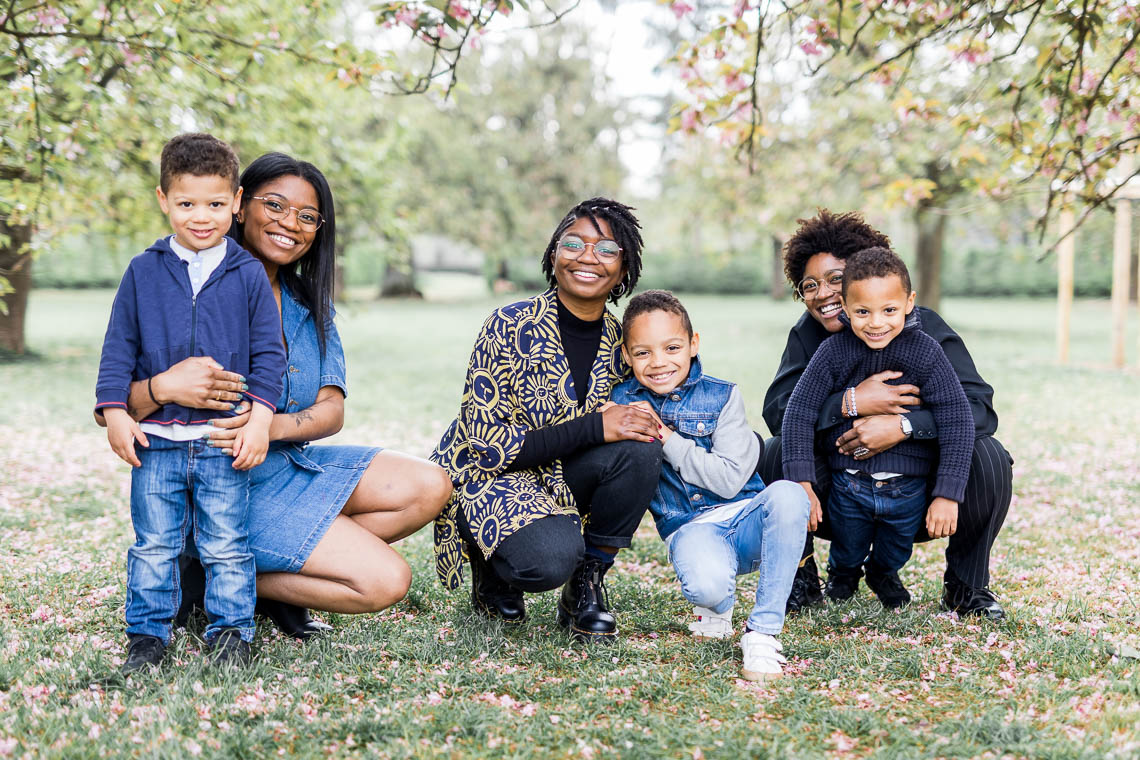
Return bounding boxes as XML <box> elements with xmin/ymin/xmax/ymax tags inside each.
<box><xmin>95</xmin><ymin>388</ymin><xmax>130</xmax><ymax>416</ymax></box>
<box><xmin>243</xmin><ymin>383</ymin><xmax>280</xmax><ymax>412</ymax></box>
<box><xmin>931</xmin><ymin>475</ymin><xmax>967</xmax><ymax>504</ymax></box>
<box><xmin>783</xmin><ymin>460</ymin><xmax>817</xmax><ymax>484</ymax></box>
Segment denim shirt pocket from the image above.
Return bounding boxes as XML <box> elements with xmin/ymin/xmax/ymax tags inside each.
<box><xmin>674</xmin><ymin>413</ymin><xmax>719</xmax><ymax>441</ymax></box>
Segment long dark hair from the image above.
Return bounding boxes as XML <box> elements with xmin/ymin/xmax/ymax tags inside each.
<box><xmin>541</xmin><ymin>197</ymin><xmax>644</xmax><ymax>304</ymax></box>
<box><xmin>233</xmin><ymin>152</ymin><xmax>337</xmax><ymax>356</ymax></box>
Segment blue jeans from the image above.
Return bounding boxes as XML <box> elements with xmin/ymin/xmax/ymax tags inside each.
<box><xmin>126</xmin><ymin>437</ymin><xmax>256</xmax><ymax>644</ymax></box>
<box><xmin>828</xmin><ymin>470</ymin><xmax>927</xmax><ymax>575</ymax></box>
<box><xmin>667</xmin><ymin>480</ymin><xmax>809</xmax><ymax>635</ymax></box>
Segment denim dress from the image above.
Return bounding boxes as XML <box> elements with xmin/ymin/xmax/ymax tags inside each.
<box><xmin>245</xmin><ymin>280</ymin><xmax>381</xmax><ymax>573</ymax></box>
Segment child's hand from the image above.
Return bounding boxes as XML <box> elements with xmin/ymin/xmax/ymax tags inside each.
<box><xmin>203</xmin><ymin>402</ymin><xmax>251</xmax><ymax>455</ymax></box>
<box><xmin>926</xmin><ymin>497</ymin><xmax>958</xmax><ymax>538</ymax></box>
<box><xmin>231</xmin><ymin>404</ymin><xmax>273</xmax><ymax>470</ymax></box>
<box><xmin>629</xmin><ymin>400</ymin><xmax>670</xmax><ymax>441</ymax></box>
<box><xmin>104</xmin><ymin>407</ymin><xmax>148</xmax><ymax>467</ymax></box>
<box><xmin>799</xmin><ymin>481</ymin><xmax>822</xmax><ymax>531</ymax></box>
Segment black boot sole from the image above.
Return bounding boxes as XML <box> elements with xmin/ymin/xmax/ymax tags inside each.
<box><xmin>556</xmin><ymin>603</ymin><xmax>617</xmax><ymax>644</ymax></box>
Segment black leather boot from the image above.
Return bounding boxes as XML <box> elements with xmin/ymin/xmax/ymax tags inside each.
<box><xmin>785</xmin><ymin>556</ymin><xmax>826</xmax><ymax>615</ymax></box>
<box><xmin>468</xmin><ymin>542</ymin><xmax>526</xmax><ymax>623</ymax></box>
<box><xmin>255</xmin><ymin>598</ymin><xmax>334</xmax><ymax>641</ymax></box>
<box><xmin>557</xmin><ymin>557</ymin><xmax>617</xmax><ymax>643</ymax></box>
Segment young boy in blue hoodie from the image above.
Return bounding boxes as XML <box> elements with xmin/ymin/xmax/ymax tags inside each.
<box><xmin>610</xmin><ymin>290</ymin><xmax>809</xmax><ymax>681</ymax></box>
<box><xmin>95</xmin><ymin>133</ymin><xmax>285</xmax><ymax>674</ymax></box>
<box><xmin>782</xmin><ymin>247</ymin><xmax>973</xmax><ymax>609</ymax></box>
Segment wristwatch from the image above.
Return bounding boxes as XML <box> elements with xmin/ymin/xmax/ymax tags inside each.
<box><xmin>900</xmin><ymin>415</ymin><xmax>913</xmax><ymax>439</ymax></box>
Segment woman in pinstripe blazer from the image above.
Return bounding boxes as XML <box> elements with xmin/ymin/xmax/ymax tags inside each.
<box><xmin>758</xmin><ymin>210</ymin><xmax>1013</xmax><ymax>621</ymax></box>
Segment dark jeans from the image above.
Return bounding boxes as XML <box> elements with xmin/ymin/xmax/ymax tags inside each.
<box><xmin>458</xmin><ymin>440</ymin><xmax>663</xmax><ymax>593</ymax></box>
<box><xmin>828</xmin><ymin>471</ymin><xmax>927</xmax><ymax>575</ymax></box>
<box><xmin>758</xmin><ymin>434</ymin><xmax>1013</xmax><ymax>588</ymax></box>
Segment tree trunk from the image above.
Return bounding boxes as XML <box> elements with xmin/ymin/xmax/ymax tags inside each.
<box><xmin>768</xmin><ymin>234</ymin><xmax>786</xmax><ymax>300</ymax></box>
<box><xmin>0</xmin><ymin>218</ymin><xmax>34</xmax><ymax>355</ymax></box>
<box><xmin>380</xmin><ymin>261</ymin><xmax>422</xmax><ymax>298</ymax></box>
<box><xmin>914</xmin><ymin>203</ymin><xmax>946</xmax><ymax>312</ymax></box>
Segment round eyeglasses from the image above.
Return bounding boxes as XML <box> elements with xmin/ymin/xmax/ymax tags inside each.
<box><xmin>798</xmin><ymin>270</ymin><xmax>844</xmax><ymax>299</ymax></box>
<box><xmin>557</xmin><ymin>236</ymin><xmax>622</xmax><ymax>263</ymax></box>
<box><xmin>250</xmin><ymin>196</ymin><xmax>324</xmax><ymax>232</ymax></box>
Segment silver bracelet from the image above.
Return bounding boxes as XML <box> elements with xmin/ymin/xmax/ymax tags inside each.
<box><xmin>846</xmin><ymin>387</ymin><xmax>857</xmax><ymax>418</ymax></box>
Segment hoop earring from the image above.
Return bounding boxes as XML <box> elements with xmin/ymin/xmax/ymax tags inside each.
<box><xmin>610</xmin><ymin>281</ymin><xmax>628</xmax><ymax>299</ymax></box>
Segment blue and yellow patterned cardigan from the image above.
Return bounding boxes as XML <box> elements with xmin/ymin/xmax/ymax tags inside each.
<box><xmin>430</xmin><ymin>288</ymin><xmax>625</xmax><ymax>589</ymax></box>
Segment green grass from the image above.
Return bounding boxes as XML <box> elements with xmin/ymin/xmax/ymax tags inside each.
<box><xmin>2</xmin><ymin>288</ymin><xmax>1139</xmax><ymax>759</ymax></box>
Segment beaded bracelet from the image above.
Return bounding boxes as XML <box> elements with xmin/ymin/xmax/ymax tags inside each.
<box><xmin>845</xmin><ymin>387</ymin><xmax>857</xmax><ymax>418</ymax></box>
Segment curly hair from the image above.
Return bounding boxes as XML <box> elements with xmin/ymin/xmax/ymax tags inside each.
<box><xmin>783</xmin><ymin>209</ymin><xmax>891</xmax><ymax>298</ymax></box>
<box><xmin>841</xmin><ymin>246</ymin><xmax>911</xmax><ymax>298</ymax></box>
<box><xmin>621</xmin><ymin>289</ymin><xmax>693</xmax><ymax>338</ymax></box>
<box><xmin>159</xmin><ymin>133</ymin><xmax>239</xmax><ymax>192</ymax></box>
<box><xmin>541</xmin><ymin>197</ymin><xmax>643</xmax><ymax>304</ymax></box>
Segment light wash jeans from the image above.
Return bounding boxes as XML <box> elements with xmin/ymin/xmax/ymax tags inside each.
<box><xmin>667</xmin><ymin>480</ymin><xmax>810</xmax><ymax>635</ymax></box>
<box><xmin>126</xmin><ymin>437</ymin><xmax>256</xmax><ymax>644</ymax></box>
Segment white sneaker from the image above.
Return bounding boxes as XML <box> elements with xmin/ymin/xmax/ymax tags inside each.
<box><xmin>740</xmin><ymin>631</ymin><xmax>785</xmax><ymax>681</ymax></box>
<box><xmin>687</xmin><ymin>605</ymin><xmax>734</xmax><ymax>639</ymax></box>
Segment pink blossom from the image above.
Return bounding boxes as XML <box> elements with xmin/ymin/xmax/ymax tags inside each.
<box><xmin>1041</xmin><ymin>96</ymin><xmax>1059</xmax><ymax>114</ymax></box>
<box><xmin>680</xmin><ymin>109</ymin><xmax>699</xmax><ymax>131</ymax></box>
<box><xmin>799</xmin><ymin>40</ymin><xmax>822</xmax><ymax>56</ymax></box>
<box><xmin>724</xmin><ymin>71</ymin><xmax>747</xmax><ymax>91</ymax></box>
<box><xmin>0</xmin><ymin>739</ymin><xmax>16</xmax><ymax>757</ymax></box>
<box><xmin>30</xmin><ymin>605</ymin><xmax>52</xmax><ymax>622</ymax></box>
<box><xmin>732</xmin><ymin>0</ymin><xmax>751</xmax><ymax>19</ymax></box>
<box><xmin>1075</xmin><ymin>119</ymin><xmax>1089</xmax><ymax>136</ymax></box>
<box><xmin>34</xmin><ymin>6</ymin><xmax>67</xmax><ymax>29</ymax></box>
<box><xmin>671</xmin><ymin>2</ymin><xmax>694</xmax><ymax>19</ymax></box>
<box><xmin>448</xmin><ymin>1</ymin><xmax>471</xmax><ymax>21</ymax></box>
<box><xmin>395</xmin><ymin>7</ymin><xmax>420</xmax><ymax>27</ymax></box>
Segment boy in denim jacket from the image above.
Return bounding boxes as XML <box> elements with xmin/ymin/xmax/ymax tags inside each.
<box><xmin>610</xmin><ymin>290</ymin><xmax>809</xmax><ymax>681</ymax></box>
<box><xmin>782</xmin><ymin>247</ymin><xmax>973</xmax><ymax>609</ymax></box>
<box><xmin>95</xmin><ymin>133</ymin><xmax>285</xmax><ymax>673</ymax></box>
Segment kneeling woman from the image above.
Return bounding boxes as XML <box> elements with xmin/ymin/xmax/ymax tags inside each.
<box><xmin>432</xmin><ymin>198</ymin><xmax>662</xmax><ymax>642</ymax></box>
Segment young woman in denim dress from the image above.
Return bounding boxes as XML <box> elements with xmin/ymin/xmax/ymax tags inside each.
<box><xmin>103</xmin><ymin>153</ymin><xmax>452</xmax><ymax>637</ymax></box>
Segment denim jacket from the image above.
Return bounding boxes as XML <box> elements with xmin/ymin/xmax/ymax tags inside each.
<box><xmin>611</xmin><ymin>357</ymin><xmax>764</xmax><ymax>539</ymax></box>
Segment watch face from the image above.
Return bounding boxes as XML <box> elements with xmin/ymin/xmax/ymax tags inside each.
<box><xmin>901</xmin><ymin>417</ymin><xmax>913</xmax><ymax>435</ymax></box>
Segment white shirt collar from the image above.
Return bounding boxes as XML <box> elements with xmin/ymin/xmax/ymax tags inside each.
<box><xmin>168</xmin><ymin>235</ymin><xmax>227</xmax><ymax>262</ymax></box>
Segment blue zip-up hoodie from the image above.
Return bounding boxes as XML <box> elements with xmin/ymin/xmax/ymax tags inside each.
<box><xmin>94</xmin><ymin>236</ymin><xmax>285</xmax><ymax>427</ymax></box>
<box><xmin>611</xmin><ymin>357</ymin><xmax>766</xmax><ymax>539</ymax></box>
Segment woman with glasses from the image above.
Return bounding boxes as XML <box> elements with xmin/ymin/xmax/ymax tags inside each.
<box><xmin>100</xmin><ymin>152</ymin><xmax>452</xmax><ymax>638</ymax></box>
<box><xmin>430</xmin><ymin>197</ymin><xmax>662</xmax><ymax>643</ymax></box>
<box><xmin>758</xmin><ymin>209</ymin><xmax>1012</xmax><ymax>621</ymax></box>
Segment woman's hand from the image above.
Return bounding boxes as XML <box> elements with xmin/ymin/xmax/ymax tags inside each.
<box><xmin>800</xmin><ymin>481</ymin><xmax>822</xmax><ymax>531</ymax></box>
<box><xmin>853</xmin><ymin>371</ymin><xmax>920</xmax><ymax>416</ymax></box>
<box><xmin>152</xmin><ymin>356</ymin><xmax>247</xmax><ymax>411</ymax></box>
<box><xmin>628</xmin><ymin>401</ymin><xmax>670</xmax><ymax>442</ymax></box>
<box><xmin>601</xmin><ymin>403</ymin><xmax>660</xmax><ymax>443</ymax></box>
<box><xmin>205</xmin><ymin>402</ymin><xmax>251</xmax><ymax>455</ymax></box>
<box><xmin>836</xmin><ymin>415</ymin><xmax>909</xmax><ymax>458</ymax></box>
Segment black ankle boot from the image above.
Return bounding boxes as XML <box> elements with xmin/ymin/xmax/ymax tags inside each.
<box><xmin>557</xmin><ymin>557</ymin><xmax>617</xmax><ymax>643</ymax></box>
<box><xmin>786</xmin><ymin>555</ymin><xmax>825</xmax><ymax>615</ymax></box>
<box><xmin>174</xmin><ymin>556</ymin><xmax>206</xmax><ymax>628</ymax></box>
<box><xmin>255</xmin><ymin>598</ymin><xmax>334</xmax><ymax>641</ymax></box>
<box><xmin>468</xmin><ymin>543</ymin><xmax>526</xmax><ymax>623</ymax></box>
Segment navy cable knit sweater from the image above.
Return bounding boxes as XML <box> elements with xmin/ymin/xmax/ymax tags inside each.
<box><xmin>781</xmin><ymin>318</ymin><xmax>974</xmax><ymax>502</ymax></box>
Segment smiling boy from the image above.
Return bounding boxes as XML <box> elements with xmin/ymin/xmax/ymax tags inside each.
<box><xmin>781</xmin><ymin>247</ymin><xmax>973</xmax><ymax>609</ymax></box>
<box><xmin>95</xmin><ymin>133</ymin><xmax>285</xmax><ymax>674</ymax></box>
<box><xmin>610</xmin><ymin>290</ymin><xmax>809</xmax><ymax>681</ymax></box>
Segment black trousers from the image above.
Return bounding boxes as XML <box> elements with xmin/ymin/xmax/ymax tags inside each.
<box><xmin>458</xmin><ymin>440</ymin><xmax>663</xmax><ymax>593</ymax></box>
<box><xmin>758</xmin><ymin>434</ymin><xmax>1012</xmax><ymax>588</ymax></box>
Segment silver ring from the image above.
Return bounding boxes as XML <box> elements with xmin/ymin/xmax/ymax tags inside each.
<box><xmin>853</xmin><ymin>447</ymin><xmax>870</xmax><ymax>458</ymax></box>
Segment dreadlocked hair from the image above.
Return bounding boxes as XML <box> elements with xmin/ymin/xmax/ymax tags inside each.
<box><xmin>783</xmin><ymin>209</ymin><xmax>891</xmax><ymax>300</ymax></box>
<box><xmin>841</xmin><ymin>246</ymin><xmax>912</xmax><ymax>299</ymax></box>
<box><xmin>541</xmin><ymin>197</ymin><xmax>644</xmax><ymax>304</ymax></box>
<box><xmin>621</xmin><ymin>289</ymin><xmax>693</xmax><ymax>338</ymax></box>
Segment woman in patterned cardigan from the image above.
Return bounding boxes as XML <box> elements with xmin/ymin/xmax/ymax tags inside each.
<box><xmin>431</xmin><ymin>198</ymin><xmax>662</xmax><ymax>643</ymax></box>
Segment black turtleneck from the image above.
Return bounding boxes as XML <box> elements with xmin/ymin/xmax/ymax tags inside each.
<box><xmin>505</xmin><ymin>297</ymin><xmax>606</xmax><ymax>472</ymax></box>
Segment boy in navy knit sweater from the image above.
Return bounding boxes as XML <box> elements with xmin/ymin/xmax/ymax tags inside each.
<box><xmin>782</xmin><ymin>247</ymin><xmax>973</xmax><ymax>608</ymax></box>
<box><xmin>95</xmin><ymin>134</ymin><xmax>285</xmax><ymax>673</ymax></box>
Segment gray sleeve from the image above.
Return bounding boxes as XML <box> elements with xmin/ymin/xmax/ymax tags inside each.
<box><xmin>660</xmin><ymin>386</ymin><xmax>759</xmax><ymax>500</ymax></box>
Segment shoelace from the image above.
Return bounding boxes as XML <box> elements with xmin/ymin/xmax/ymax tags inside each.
<box><xmin>578</xmin><ymin>563</ymin><xmax>611</xmax><ymax>611</ymax></box>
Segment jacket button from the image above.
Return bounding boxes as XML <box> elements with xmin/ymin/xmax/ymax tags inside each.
<box><xmin>668</xmin><ymin>425</ymin><xmax>675</xmax><ymax>431</ymax></box>
<box><xmin>288</xmin><ymin>399</ymin><xmax>297</xmax><ymax>407</ymax></box>
<box><xmin>696</xmin><ymin>422</ymin><xmax>705</xmax><ymax>431</ymax></box>
<box><xmin>670</xmin><ymin>394</ymin><xmax>680</xmax><ymax>401</ymax></box>
<box><xmin>692</xmin><ymin>494</ymin><xmax>702</xmax><ymax>501</ymax></box>
<box><xmin>289</xmin><ymin>366</ymin><xmax>298</xmax><ymax>373</ymax></box>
